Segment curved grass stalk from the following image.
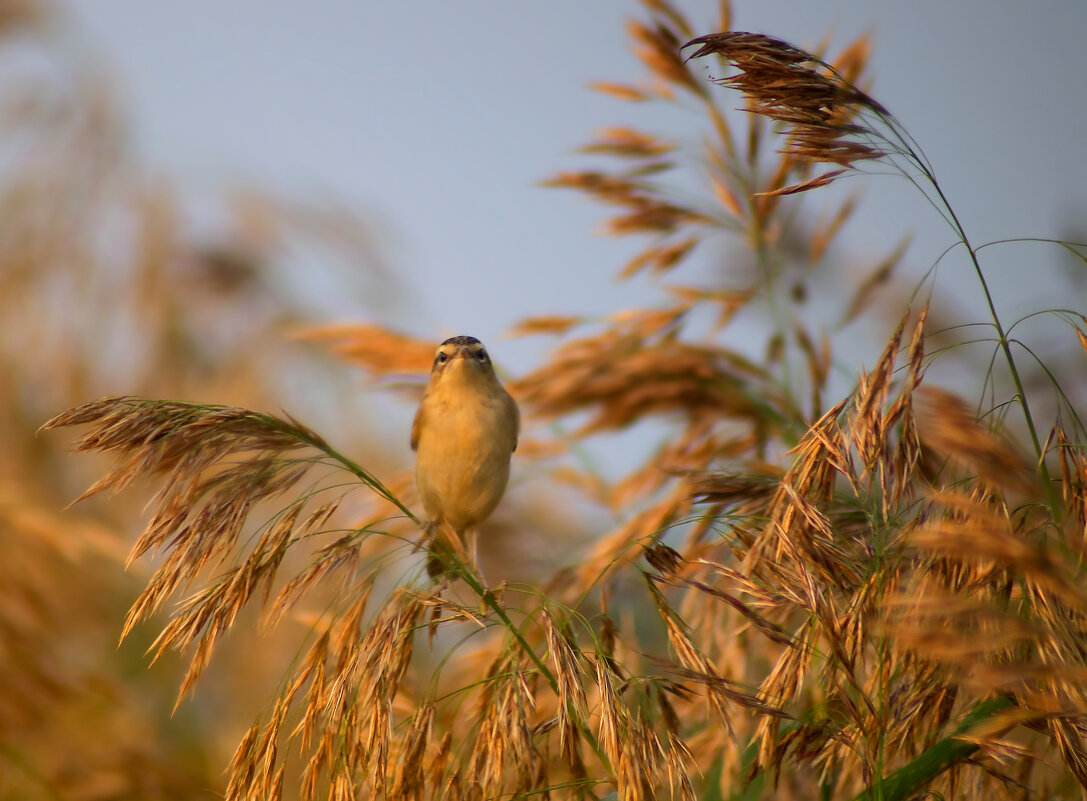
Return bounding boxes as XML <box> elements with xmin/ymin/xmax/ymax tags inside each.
<box><xmin>46</xmin><ymin>395</ymin><xmax>616</xmax><ymax>784</ymax></box>
<box><xmin>851</xmin><ymin>695</ymin><xmax>1015</xmax><ymax>801</ymax></box>
<box><xmin>684</xmin><ymin>31</ymin><xmax>1061</xmax><ymax>507</ymax></box>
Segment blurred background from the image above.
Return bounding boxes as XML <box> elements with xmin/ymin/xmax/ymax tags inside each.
<box><xmin>59</xmin><ymin>0</ymin><xmax>1087</xmax><ymax>335</ymax></box>
<box><xmin>2</xmin><ymin>0</ymin><xmax>1084</xmax><ymax>796</ymax></box>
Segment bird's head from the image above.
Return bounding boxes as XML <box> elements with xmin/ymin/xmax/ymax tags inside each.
<box><xmin>430</xmin><ymin>335</ymin><xmax>495</xmax><ymax>381</ymax></box>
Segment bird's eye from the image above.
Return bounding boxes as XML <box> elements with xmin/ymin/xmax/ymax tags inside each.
<box><xmin>477</xmin><ymin>350</ymin><xmax>488</xmax><ymax>362</ymax></box>
<box><xmin>436</xmin><ymin>352</ymin><xmax>448</xmax><ymax>364</ymax></box>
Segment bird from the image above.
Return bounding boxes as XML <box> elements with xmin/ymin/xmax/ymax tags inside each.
<box><xmin>411</xmin><ymin>335</ymin><xmax>519</xmax><ymax>582</ymax></box>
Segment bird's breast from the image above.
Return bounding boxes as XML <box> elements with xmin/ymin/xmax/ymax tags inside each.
<box><xmin>414</xmin><ymin>381</ymin><xmax>517</xmax><ymax>530</ymax></box>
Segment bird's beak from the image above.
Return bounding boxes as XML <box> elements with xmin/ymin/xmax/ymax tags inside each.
<box><xmin>449</xmin><ymin>346</ymin><xmax>476</xmax><ymax>368</ymax></box>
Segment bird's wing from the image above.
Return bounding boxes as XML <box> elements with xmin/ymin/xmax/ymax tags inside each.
<box><xmin>410</xmin><ymin>403</ymin><xmax>425</xmax><ymax>451</ymax></box>
<box><xmin>510</xmin><ymin>394</ymin><xmax>521</xmax><ymax>453</ymax></box>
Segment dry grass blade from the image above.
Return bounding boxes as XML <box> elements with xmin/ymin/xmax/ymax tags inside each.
<box><xmin>297</xmin><ymin>322</ymin><xmax>436</xmax><ymax>380</ymax></box>
<box><xmin>881</xmin><ymin>593</ymin><xmax>1042</xmax><ymax>663</ymax></box>
<box><xmin>43</xmin><ymin>396</ymin><xmax>307</xmax><ymax>503</ymax></box>
<box><xmin>581</xmin><ymin>127</ymin><xmax>676</xmax><ymax>158</ymax></box>
<box><xmin>916</xmin><ymin>388</ymin><xmax>1034</xmax><ymax>495</ymax></box>
<box><xmin>507</xmin><ymin>315</ymin><xmax>584</xmax><ymax>338</ymax></box>
<box><xmin>629</xmin><ymin>17</ymin><xmax>706</xmax><ymax>99</ymax></box>
<box><xmin>468</xmin><ymin>654</ymin><xmax>538</xmax><ymax>797</ymax></box>
<box><xmin>646</xmin><ymin>578</ymin><xmax>735</xmax><ymax>732</ymax></box>
<box><xmin>754</xmin><ymin>169</ymin><xmax>846</xmax><ymax>197</ymax></box>
<box><xmin>915</xmin><ymin>492</ymin><xmax>1087</xmax><ymax>608</ymax></box>
<box><xmin>660</xmin><ymin>572</ymin><xmax>795</xmax><ymax>648</ymax></box>
<box><xmin>810</xmin><ymin>194</ymin><xmax>858</xmax><ymax>262</ymax></box>
<box><xmin>850</xmin><ymin>312</ymin><xmax>906</xmax><ymax>471</ymax></box>
<box><xmin>620</xmin><ymin>237</ymin><xmax>700</xmax><ymax>279</ymax></box>
<box><xmin>589</xmin><ymin>80</ymin><xmax>653</xmax><ymax>102</ymax></box>
<box><xmin>683</xmin><ymin>31</ymin><xmax>890</xmax><ymax>188</ymax></box>
<box><xmin>513</xmin><ymin>329</ymin><xmax>778</xmax><ymax>436</ymax></box>
<box><xmin>390</xmin><ymin>702</ymin><xmax>434</xmax><ymax>801</ymax></box>
<box><xmin>884</xmin><ymin>303</ymin><xmax>928</xmax><ymax>506</ymax></box>
<box><xmin>45</xmin><ymin>395</ymin><xmax>414</xmax><ymax>519</ymax></box>
<box><xmin>26</xmin><ymin>3</ymin><xmax>1087</xmax><ymax>799</ymax></box>
<box><xmin>42</xmin><ymin>395</ymin><xmax>419</xmax><ymax>721</ymax></box>
<box><xmin>839</xmin><ymin>235</ymin><xmax>912</xmax><ymax>326</ymax></box>
<box><xmin>542</xmin><ymin>608</ymin><xmax>589</xmax><ymax>763</ymax></box>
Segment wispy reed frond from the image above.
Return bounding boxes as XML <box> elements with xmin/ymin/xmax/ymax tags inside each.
<box><xmin>35</xmin><ymin>1</ymin><xmax>1087</xmax><ymax>799</ymax></box>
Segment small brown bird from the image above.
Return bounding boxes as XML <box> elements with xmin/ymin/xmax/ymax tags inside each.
<box><xmin>411</xmin><ymin>335</ymin><xmax>519</xmax><ymax>580</ymax></box>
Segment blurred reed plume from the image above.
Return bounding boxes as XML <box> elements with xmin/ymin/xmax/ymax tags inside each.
<box><xmin>32</xmin><ymin>0</ymin><xmax>1087</xmax><ymax>800</ymax></box>
<box><xmin>0</xmin><ymin>0</ymin><xmax>395</xmax><ymax>796</ymax></box>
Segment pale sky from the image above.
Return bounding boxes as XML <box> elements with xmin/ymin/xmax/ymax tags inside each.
<box><xmin>59</xmin><ymin>0</ymin><xmax>1087</xmax><ymax>384</ymax></box>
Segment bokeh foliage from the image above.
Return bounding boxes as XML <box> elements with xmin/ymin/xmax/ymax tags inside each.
<box><xmin>10</xmin><ymin>1</ymin><xmax>1087</xmax><ymax>799</ymax></box>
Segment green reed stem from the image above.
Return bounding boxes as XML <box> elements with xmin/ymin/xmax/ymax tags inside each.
<box><xmin>438</xmin><ymin>548</ymin><xmax>613</xmax><ymax>775</ymax></box>
<box><xmin>921</xmin><ymin>175</ymin><xmax>1058</xmax><ymax>509</ymax></box>
<box><xmin>853</xmin><ymin>695</ymin><xmax>1014</xmax><ymax>801</ymax></box>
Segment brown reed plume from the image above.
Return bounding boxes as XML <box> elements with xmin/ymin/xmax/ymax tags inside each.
<box><xmin>0</xmin><ymin>1</ymin><xmax>404</xmax><ymax>794</ymax></box>
<box><xmin>40</xmin><ymin>0</ymin><xmax>1087</xmax><ymax>799</ymax></box>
